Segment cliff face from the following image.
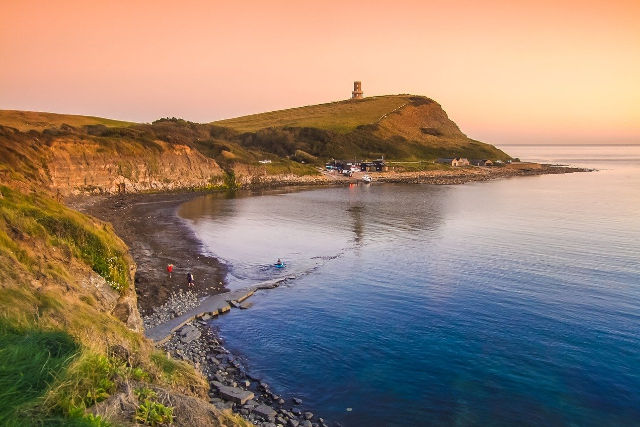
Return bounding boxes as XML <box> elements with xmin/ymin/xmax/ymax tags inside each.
<box><xmin>47</xmin><ymin>138</ymin><xmax>224</xmax><ymax>195</ymax></box>
<box><xmin>375</xmin><ymin>97</ymin><xmax>468</xmax><ymax>142</ymax></box>
<box><xmin>0</xmin><ymin>126</ymin><xmax>225</xmax><ymax>196</ymax></box>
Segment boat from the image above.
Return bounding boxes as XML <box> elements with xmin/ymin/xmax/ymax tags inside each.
<box><xmin>274</xmin><ymin>261</ymin><xmax>285</xmax><ymax>268</ymax></box>
<box><xmin>362</xmin><ymin>174</ymin><xmax>372</xmax><ymax>183</ymax></box>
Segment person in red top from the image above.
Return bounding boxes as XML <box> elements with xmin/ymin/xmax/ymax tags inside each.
<box><xmin>167</xmin><ymin>264</ymin><xmax>173</xmax><ymax>279</ymax></box>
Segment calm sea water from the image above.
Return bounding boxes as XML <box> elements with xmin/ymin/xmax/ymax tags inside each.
<box><xmin>179</xmin><ymin>145</ymin><xmax>640</xmax><ymax>426</ymax></box>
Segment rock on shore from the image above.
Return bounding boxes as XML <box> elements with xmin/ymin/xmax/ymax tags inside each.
<box><xmin>161</xmin><ymin>320</ymin><xmax>330</xmax><ymax>427</ymax></box>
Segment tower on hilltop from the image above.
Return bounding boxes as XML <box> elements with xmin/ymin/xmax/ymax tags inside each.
<box><xmin>352</xmin><ymin>81</ymin><xmax>363</xmax><ymax>99</ymax></box>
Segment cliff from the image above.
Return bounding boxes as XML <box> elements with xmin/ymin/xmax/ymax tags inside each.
<box><xmin>0</xmin><ymin>185</ymin><xmax>249</xmax><ymax>426</ymax></box>
<box><xmin>0</xmin><ymin>123</ymin><xmax>225</xmax><ymax>196</ymax></box>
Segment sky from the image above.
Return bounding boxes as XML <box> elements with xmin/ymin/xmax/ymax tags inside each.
<box><xmin>1</xmin><ymin>0</ymin><xmax>639</xmax><ymax>145</ymax></box>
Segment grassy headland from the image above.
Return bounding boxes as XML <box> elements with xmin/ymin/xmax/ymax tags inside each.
<box><xmin>213</xmin><ymin>95</ymin><xmax>510</xmax><ymax>162</ymax></box>
<box><xmin>213</xmin><ymin>95</ymin><xmax>412</xmax><ymax>133</ymax></box>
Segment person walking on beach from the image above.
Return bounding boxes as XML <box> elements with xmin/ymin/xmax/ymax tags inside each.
<box><xmin>186</xmin><ymin>272</ymin><xmax>195</xmax><ymax>288</ymax></box>
<box><xmin>167</xmin><ymin>264</ymin><xmax>173</xmax><ymax>279</ymax></box>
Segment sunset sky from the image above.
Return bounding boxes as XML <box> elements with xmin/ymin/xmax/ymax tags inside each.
<box><xmin>1</xmin><ymin>0</ymin><xmax>638</xmax><ymax>144</ymax></box>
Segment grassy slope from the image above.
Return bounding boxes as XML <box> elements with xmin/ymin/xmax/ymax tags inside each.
<box><xmin>213</xmin><ymin>95</ymin><xmax>510</xmax><ymax>161</ymax></box>
<box><xmin>213</xmin><ymin>95</ymin><xmax>412</xmax><ymax>133</ymax></box>
<box><xmin>0</xmin><ymin>110</ymin><xmax>134</xmax><ymax>132</ymax></box>
<box><xmin>0</xmin><ymin>185</ymin><xmax>247</xmax><ymax>426</ymax></box>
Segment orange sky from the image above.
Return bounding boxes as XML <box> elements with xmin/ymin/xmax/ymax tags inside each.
<box><xmin>1</xmin><ymin>0</ymin><xmax>639</xmax><ymax>144</ymax></box>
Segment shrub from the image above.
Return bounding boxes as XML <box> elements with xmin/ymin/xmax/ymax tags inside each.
<box><xmin>223</xmin><ymin>170</ymin><xmax>237</xmax><ymax>190</ymax></box>
<box><xmin>135</xmin><ymin>400</ymin><xmax>174</xmax><ymax>426</ymax></box>
<box><xmin>46</xmin><ymin>352</ymin><xmax>128</xmax><ymax>421</ymax></box>
<box><xmin>134</xmin><ymin>387</ymin><xmax>157</xmax><ymax>401</ymax></box>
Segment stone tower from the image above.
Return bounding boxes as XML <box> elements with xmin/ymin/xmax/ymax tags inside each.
<box><xmin>352</xmin><ymin>81</ymin><xmax>363</xmax><ymax>99</ymax></box>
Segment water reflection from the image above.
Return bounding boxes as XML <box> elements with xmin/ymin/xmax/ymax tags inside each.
<box><xmin>178</xmin><ymin>183</ymin><xmax>450</xmax><ymax>286</ymax></box>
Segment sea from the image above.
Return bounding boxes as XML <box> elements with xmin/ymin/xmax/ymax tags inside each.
<box><xmin>178</xmin><ymin>145</ymin><xmax>640</xmax><ymax>426</ymax></box>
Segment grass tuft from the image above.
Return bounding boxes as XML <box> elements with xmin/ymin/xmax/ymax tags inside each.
<box><xmin>0</xmin><ymin>321</ymin><xmax>79</xmax><ymax>425</ymax></box>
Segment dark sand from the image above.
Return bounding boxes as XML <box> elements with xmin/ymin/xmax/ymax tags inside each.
<box><xmin>76</xmin><ymin>192</ymin><xmax>227</xmax><ymax>316</ymax></box>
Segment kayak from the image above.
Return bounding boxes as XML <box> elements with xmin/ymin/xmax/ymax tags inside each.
<box><xmin>274</xmin><ymin>263</ymin><xmax>285</xmax><ymax>268</ymax></box>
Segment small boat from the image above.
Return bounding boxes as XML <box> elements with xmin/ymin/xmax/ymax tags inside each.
<box><xmin>362</xmin><ymin>174</ymin><xmax>372</xmax><ymax>183</ymax></box>
<box><xmin>274</xmin><ymin>261</ymin><xmax>285</xmax><ymax>268</ymax></box>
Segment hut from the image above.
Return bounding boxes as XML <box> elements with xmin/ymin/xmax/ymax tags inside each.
<box><xmin>471</xmin><ymin>159</ymin><xmax>493</xmax><ymax>166</ymax></box>
<box><xmin>437</xmin><ymin>157</ymin><xmax>469</xmax><ymax>167</ymax></box>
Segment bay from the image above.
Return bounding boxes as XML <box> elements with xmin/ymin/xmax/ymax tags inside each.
<box><xmin>179</xmin><ymin>145</ymin><xmax>640</xmax><ymax>426</ymax></box>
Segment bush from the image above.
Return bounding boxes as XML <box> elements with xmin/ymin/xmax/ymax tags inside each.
<box><xmin>223</xmin><ymin>170</ymin><xmax>237</xmax><ymax>190</ymax></box>
<box><xmin>135</xmin><ymin>400</ymin><xmax>174</xmax><ymax>426</ymax></box>
<box><xmin>53</xmin><ymin>353</ymin><xmax>120</xmax><ymax>411</ymax></box>
<box><xmin>134</xmin><ymin>387</ymin><xmax>157</xmax><ymax>401</ymax></box>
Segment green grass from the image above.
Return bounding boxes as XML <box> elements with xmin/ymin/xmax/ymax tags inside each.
<box><xmin>0</xmin><ymin>322</ymin><xmax>111</xmax><ymax>426</ymax></box>
<box><xmin>0</xmin><ymin>110</ymin><xmax>134</xmax><ymax>132</ymax></box>
<box><xmin>213</xmin><ymin>95</ymin><xmax>413</xmax><ymax>133</ymax></box>
<box><xmin>262</xmin><ymin>160</ymin><xmax>319</xmax><ymax>176</ymax></box>
<box><xmin>0</xmin><ymin>185</ymin><xmax>218</xmax><ymax>425</ymax></box>
<box><xmin>149</xmin><ymin>350</ymin><xmax>203</xmax><ymax>388</ymax></box>
<box><xmin>49</xmin><ymin>353</ymin><xmax>121</xmax><ymax>414</ymax></box>
<box><xmin>0</xmin><ymin>185</ymin><xmax>131</xmax><ymax>293</ymax></box>
<box><xmin>135</xmin><ymin>399</ymin><xmax>174</xmax><ymax>426</ymax></box>
<box><xmin>0</xmin><ymin>322</ymin><xmax>78</xmax><ymax>424</ymax></box>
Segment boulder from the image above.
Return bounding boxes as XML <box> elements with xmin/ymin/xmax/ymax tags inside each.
<box><xmin>212</xmin><ymin>381</ymin><xmax>254</xmax><ymax>405</ymax></box>
<box><xmin>179</xmin><ymin>325</ymin><xmax>201</xmax><ymax>343</ymax></box>
<box><xmin>253</xmin><ymin>404</ymin><xmax>277</xmax><ymax>421</ymax></box>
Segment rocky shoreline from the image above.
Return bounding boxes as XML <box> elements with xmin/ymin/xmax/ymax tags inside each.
<box><xmin>371</xmin><ymin>164</ymin><xmax>589</xmax><ymax>185</ymax></box>
<box><xmin>146</xmin><ymin>292</ymin><xmax>330</xmax><ymax>427</ymax></box>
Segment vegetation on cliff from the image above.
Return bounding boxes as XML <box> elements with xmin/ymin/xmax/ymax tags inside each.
<box><xmin>0</xmin><ymin>185</ymin><xmax>249</xmax><ymax>426</ymax></box>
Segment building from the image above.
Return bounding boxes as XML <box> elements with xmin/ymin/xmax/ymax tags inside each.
<box><xmin>360</xmin><ymin>159</ymin><xmax>387</xmax><ymax>172</ymax></box>
<box><xmin>436</xmin><ymin>157</ymin><xmax>470</xmax><ymax>167</ymax></box>
<box><xmin>453</xmin><ymin>158</ymin><xmax>469</xmax><ymax>166</ymax></box>
<box><xmin>471</xmin><ymin>159</ymin><xmax>493</xmax><ymax>166</ymax></box>
<box><xmin>352</xmin><ymin>81</ymin><xmax>363</xmax><ymax>99</ymax></box>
